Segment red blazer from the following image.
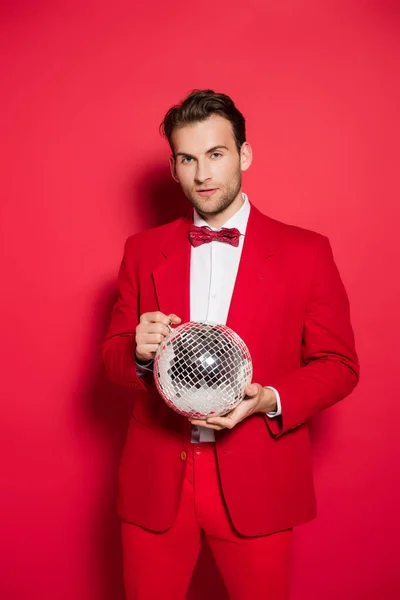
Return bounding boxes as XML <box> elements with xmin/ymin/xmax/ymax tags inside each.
<box><xmin>101</xmin><ymin>202</ymin><xmax>360</xmax><ymax>536</ymax></box>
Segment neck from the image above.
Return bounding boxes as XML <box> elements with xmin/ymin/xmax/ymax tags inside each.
<box><xmin>199</xmin><ymin>189</ymin><xmax>244</xmax><ymax>228</ymax></box>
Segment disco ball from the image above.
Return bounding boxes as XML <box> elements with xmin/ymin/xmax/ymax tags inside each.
<box><xmin>153</xmin><ymin>321</ymin><xmax>253</xmax><ymax>419</ymax></box>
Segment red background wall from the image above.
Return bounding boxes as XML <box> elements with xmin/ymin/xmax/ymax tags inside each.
<box><xmin>1</xmin><ymin>1</ymin><xmax>399</xmax><ymax>599</ymax></box>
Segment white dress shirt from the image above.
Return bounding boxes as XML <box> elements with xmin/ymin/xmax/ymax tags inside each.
<box><xmin>136</xmin><ymin>192</ymin><xmax>281</xmax><ymax>443</ymax></box>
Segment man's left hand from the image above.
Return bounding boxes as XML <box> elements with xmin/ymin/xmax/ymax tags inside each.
<box><xmin>189</xmin><ymin>384</ymin><xmax>277</xmax><ymax>431</ymax></box>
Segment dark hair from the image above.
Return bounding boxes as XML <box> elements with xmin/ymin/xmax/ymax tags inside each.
<box><xmin>160</xmin><ymin>89</ymin><xmax>246</xmax><ymax>155</ymax></box>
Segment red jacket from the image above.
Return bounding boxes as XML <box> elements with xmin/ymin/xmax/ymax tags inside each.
<box><xmin>101</xmin><ymin>202</ymin><xmax>360</xmax><ymax>536</ymax></box>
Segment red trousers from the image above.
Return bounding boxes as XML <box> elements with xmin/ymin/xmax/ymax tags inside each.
<box><xmin>121</xmin><ymin>442</ymin><xmax>293</xmax><ymax>599</ymax></box>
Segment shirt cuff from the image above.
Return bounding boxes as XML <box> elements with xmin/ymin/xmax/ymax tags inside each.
<box><xmin>264</xmin><ymin>386</ymin><xmax>282</xmax><ymax>417</ymax></box>
<box><xmin>135</xmin><ymin>359</ymin><xmax>154</xmax><ymax>377</ymax></box>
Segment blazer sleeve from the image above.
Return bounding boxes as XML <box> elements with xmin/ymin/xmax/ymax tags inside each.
<box><xmin>265</xmin><ymin>235</ymin><xmax>360</xmax><ymax>438</ymax></box>
<box><xmin>100</xmin><ymin>235</ymin><xmax>148</xmax><ymax>391</ymax></box>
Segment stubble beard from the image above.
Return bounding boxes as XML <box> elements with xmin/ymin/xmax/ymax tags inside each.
<box><xmin>186</xmin><ymin>169</ymin><xmax>242</xmax><ymax>218</ymax></box>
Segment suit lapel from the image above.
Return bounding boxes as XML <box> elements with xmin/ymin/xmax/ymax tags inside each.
<box><xmin>226</xmin><ymin>203</ymin><xmax>277</xmax><ymax>343</ymax></box>
<box><xmin>152</xmin><ymin>214</ymin><xmax>192</xmax><ymax>324</ymax></box>
<box><xmin>151</xmin><ymin>214</ymin><xmax>193</xmax><ymax>438</ymax></box>
<box><xmin>152</xmin><ymin>202</ymin><xmax>279</xmax><ymax>342</ymax></box>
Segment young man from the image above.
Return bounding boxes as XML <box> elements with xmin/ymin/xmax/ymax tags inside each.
<box><xmin>101</xmin><ymin>89</ymin><xmax>360</xmax><ymax>600</ymax></box>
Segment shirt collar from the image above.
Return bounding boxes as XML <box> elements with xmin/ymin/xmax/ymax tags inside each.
<box><xmin>193</xmin><ymin>192</ymin><xmax>251</xmax><ymax>234</ymax></box>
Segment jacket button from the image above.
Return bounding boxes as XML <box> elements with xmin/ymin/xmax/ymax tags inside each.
<box><xmin>180</xmin><ymin>451</ymin><xmax>187</xmax><ymax>461</ymax></box>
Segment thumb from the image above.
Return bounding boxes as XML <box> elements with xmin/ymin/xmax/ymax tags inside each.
<box><xmin>245</xmin><ymin>383</ymin><xmax>259</xmax><ymax>397</ymax></box>
<box><xmin>168</xmin><ymin>314</ymin><xmax>182</xmax><ymax>325</ymax></box>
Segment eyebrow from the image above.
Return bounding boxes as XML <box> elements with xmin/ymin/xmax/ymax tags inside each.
<box><xmin>174</xmin><ymin>145</ymin><xmax>229</xmax><ymax>159</ymax></box>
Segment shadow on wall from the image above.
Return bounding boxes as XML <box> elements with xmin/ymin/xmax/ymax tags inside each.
<box><xmin>81</xmin><ymin>165</ymin><xmax>337</xmax><ymax>600</ymax></box>
<box><xmin>83</xmin><ymin>280</ymin><xmax>131</xmax><ymax>600</ymax></box>
<box><xmin>82</xmin><ymin>169</ymin><xmax>228</xmax><ymax>600</ymax></box>
<box><xmin>128</xmin><ymin>164</ymin><xmax>190</xmax><ymax>230</ymax></box>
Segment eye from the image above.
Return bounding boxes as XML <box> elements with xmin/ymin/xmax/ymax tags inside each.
<box><xmin>211</xmin><ymin>152</ymin><xmax>222</xmax><ymax>159</ymax></box>
<box><xmin>181</xmin><ymin>157</ymin><xmax>192</xmax><ymax>164</ymax></box>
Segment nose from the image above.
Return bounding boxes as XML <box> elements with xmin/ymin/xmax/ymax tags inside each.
<box><xmin>194</xmin><ymin>158</ymin><xmax>212</xmax><ymax>184</ymax></box>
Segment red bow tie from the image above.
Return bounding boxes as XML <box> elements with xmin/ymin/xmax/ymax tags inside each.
<box><xmin>188</xmin><ymin>225</ymin><xmax>241</xmax><ymax>248</ymax></box>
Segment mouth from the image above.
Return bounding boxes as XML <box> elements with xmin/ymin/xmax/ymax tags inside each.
<box><xmin>196</xmin><ymin>188</ymin><xmax>218</xmax><ymax>197</ymax></box>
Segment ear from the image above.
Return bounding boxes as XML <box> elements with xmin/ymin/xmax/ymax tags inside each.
<box><xmin>240</xmin><ymin>142</ymin><xmax>253</xmax><ymax>172</ymax></box>
<box><xmin>169</xmin><ymin>155</ymin><xmax>180</xmax><ymax>182</ymax></box>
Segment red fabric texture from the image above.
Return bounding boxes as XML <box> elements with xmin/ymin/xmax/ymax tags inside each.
<box><xmin>121</xmin><ymin>442</ymin><xmax>292</xmax><ymax>600</ymax></box>
<box><xmin>101</xmin><ymin>201</ymin><xmax>360</xmax><ymax>536</ymax></box>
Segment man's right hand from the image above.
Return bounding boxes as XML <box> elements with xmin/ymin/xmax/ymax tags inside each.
<box><xmin>135</xmin><ymin>312</ymin><xmax>182</xmax><ymax>363</ymax></box>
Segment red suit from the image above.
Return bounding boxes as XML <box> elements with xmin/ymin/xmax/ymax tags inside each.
<box><xmin>101</xmin><ymin>201</ymin><xmax>359</xmax><ymax>539</ymax></box>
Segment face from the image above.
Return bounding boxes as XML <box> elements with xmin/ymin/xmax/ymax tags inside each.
<box><xmin>169</xmin><ymin>114</ymin><xmax>252</xmax><ymax>217</ymax></box>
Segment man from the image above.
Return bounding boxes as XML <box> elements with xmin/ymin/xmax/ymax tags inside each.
<box><xmin>101</xmin><ymin>89</ymin><xmax>360</xmax><ymax>600</ymax></box>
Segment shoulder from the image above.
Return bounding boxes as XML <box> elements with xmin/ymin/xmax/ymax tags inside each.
<box><xmin>253</xmin><ymin>205</ymin><xmax>330</xmax><ymax>251</ymax></box>
<box><xmin>124</xmin><ymin>216</ymin><xmax>188</xmax><ymax>252</ymax></box>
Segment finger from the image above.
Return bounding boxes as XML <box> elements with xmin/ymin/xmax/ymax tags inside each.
<box><xmin>244</xmin><ymin>383</ymin><xmax>260</xmax><ymax>397</ymax></box>
<box><xmin>167</xmin><ymin>313</ymin><xmax>182</xmax><ymax>325</ymax></box>
<box><xmin>188</xmin><ymin>418</ymin><xmax>208</xmax><ymax>426</ymax></box>
<box><xmin>192</xmin><ymin>409</ymin><xmax>237</xmax><ymax>430</ymax></box>
<box><xmin>144</xmin><ymin>323</ymin><xmax>171</xmax><ymax>337</ymax></box>
<box><xmin>207</xmin><ymin>399</ymin><xmax>255</xmax><ymax>427</ymax></box>
<box><xmin>136</xmin><ymin>344</ymin><xmax>159</xmax><ymax>354</ymax></box>
<box><xmin>138</xmin><ymin>333</ymin><xmax>164</xmax><ymax>345</ymax></box>
<box><xmin>206</xmin><ymin>415</ymin><xmax>237</xmax><ymax>429</ymax></box>
<box><xmin>189</xmin><ymin>419</ymin><xmax>224</xmax><ymax>430</ymax></box>
<box><xmin>140</xmin><ymin>311</ymin><xmax>172</xmax><ymax>326</ymax></box>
